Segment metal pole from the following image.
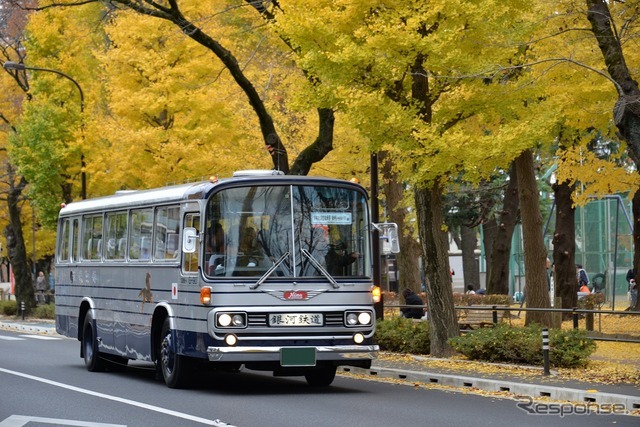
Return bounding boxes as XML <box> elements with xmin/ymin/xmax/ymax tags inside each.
<box><xmin>371</xmin><ymin>152</ymin><xmax>383</xmax><ymax>320</ymax></box>
<box><xmin>542</xmin><ymin>328</ymin><xmax>550</xmax><ymax>376</ymax></box>
<box><xmin>612</xmin><ymin>197</ymin><xmax>620</xmax><ymax>311</ymax></box>
<box><xmin>32</xmin><ymin>209</ymin><xmax>36</xmax><ymax>282</ymax></box>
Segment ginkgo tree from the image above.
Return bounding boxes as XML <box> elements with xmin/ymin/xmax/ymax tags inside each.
<box><xmin>267</xmin><ymin>0</ymin><xmax>570</xmax><ymax>351</ymax></box>
<box><xmin>513</xmin><ymin>0</ymin><xmax>640</xmax><ymax>312</ymax></box>
<box><xmin>584</xmin><ymin>0</ymin><xmax>640</xmax><ymax>310</ymax></box>
<box><xmin>0</xmin><ymin>3</ymin><xmax>58</xmax><ymax>312</ymax></box>
<box><xmin>9</xmin><ymin>0</ymin><xmax>370</xmax><ymax>224</ymax></box>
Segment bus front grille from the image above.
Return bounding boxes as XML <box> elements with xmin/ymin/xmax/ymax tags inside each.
<box><xmin>246</xmin><ymin>311</ymin><xmax>345</xmax><ymax>327</ymax></box>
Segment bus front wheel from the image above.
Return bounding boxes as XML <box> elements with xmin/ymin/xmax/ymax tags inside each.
<box><xmin>159</xmin><ymin>318</ymin><xmax>191</xmax><ymax>388</ymax></box>
<box><xmin>304</xmin><ymin>366</ymin><xmax>336</xmax><ymax>387</ymax></box>
<box><xmin>82</xmin><ymin>312</ymin><xmax>106</xmax><ymax>372</ymax></box>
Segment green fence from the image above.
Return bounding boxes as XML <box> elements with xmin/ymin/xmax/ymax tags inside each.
<box><xmin>524</xmin><ymin>195</ymin><xmax>635</xmax><ymax>310</ymax></box>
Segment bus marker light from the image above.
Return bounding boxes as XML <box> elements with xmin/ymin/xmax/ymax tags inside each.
<box><xmin>353</xmin><ymin>333</ymin><xmax>364</xmax><ymax>344</ymax></box>
<box><xmin>371</xmin><ymin>286</ymin><xmax>381</xmax><ymax>303</ymax></box>
<box><xmin>200</xmin><ymin>287</ymin><xmax>212</xmax><ymax>305</ymax></box>
<box><xmin>225</xmin><ymin>334</ymin><xmax>238</xmax><ymax>346</ymax></box>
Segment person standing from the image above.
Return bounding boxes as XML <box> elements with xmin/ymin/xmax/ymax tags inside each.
<box><xmin>627</xmin><ymin>268</ymin><xmax>638</xmax><ymax>310</ymax></box>
<box><xmin>35</xmin><ymin>271</ymin><xmax>46</xmax><ymax>304</ymax></box>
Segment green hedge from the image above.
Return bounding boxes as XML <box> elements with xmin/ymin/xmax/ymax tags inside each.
<box><xmin>32</xmin><ymin>303</ymin><xmax>55</xmax><ymax>319</ymax></box>
<box><xmin>374</xmin><ymin>317</ymin><xmax>430</xmax><ymax>354</ymax></box>
<box><xmin>0</xmin><ymin>300</ymin><xmax>17</xmax><ymax>316</ymax></box>
<box><xmin>448</xmin><ymin>323</ymin><xmax>595</xmax><ymax>368</ymax></box>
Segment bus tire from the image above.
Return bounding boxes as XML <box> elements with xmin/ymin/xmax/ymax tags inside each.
<box><xmin>304</xmin><ymin>366</ymin><xmax>336</xmax><ymax>387</ymax></box>
<box><xmin>82</xmin><ymin>312</ymin><xmax>106</xmax><ymax>372</ymax></box>
<box><xmin>159</xmin><ymin>318</ymin><xmax>191</xmax><ymax>388</ymax></box>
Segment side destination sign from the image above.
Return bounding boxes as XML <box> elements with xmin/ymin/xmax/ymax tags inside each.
<box><xmin>311</xmin><ymin>212</ymin><xmax>352</xmax><ymax>225</ymax></box>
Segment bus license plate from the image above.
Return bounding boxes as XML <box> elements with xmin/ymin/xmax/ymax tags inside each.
<box><xmin>281</xmin><ymin>347</ymin><xmax>316</xmax><ymax>367</ymax></box>
<box><xmin>269</xmin><ymin>313</ymin><xmax>322</xmax><ymax>326</ymax></box>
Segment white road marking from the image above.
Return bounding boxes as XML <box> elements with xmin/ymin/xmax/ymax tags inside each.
<box><xmin>18</xmin><ymin>335</ymin><xmax>61</xmax><ymax>340</ymax></box>
<box><xmin>0</xmin><ymin>414</ymin><xmax>126</xmax><ymax>427</ymax></box>
<box><xmin>0</xmin><ymin>336</ymin><xmax>25</xmax><ymax>341</ymax></box>
<box><xmin>0</xmin><ymin>368</ymin><xmax>235</xmax><ymax>426</ymax></box>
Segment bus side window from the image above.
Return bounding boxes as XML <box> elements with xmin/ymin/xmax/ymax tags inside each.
<box><xmin>105</xmin><ymin>211</ymin><xmax>127</xmax><ymax>261</ymax></box>
<box><xmin>72</xmin><ymin>219</ymin><xmax>79</xmax><ymax>262</ymax></box>
<box><xmin>82</xmin><ymin>214</ymin><xmax>103</xmax><ymax>261</ymax></box>
<box><xmin>130</xmin><ymin>208</ymin><xmax>153</xmax><ymax>261</ymax></box>
<box><xmin>183</xmin><ymin>213</ymin><xmax>200</xmax><ymax>273</ymax></box>
<box><xmin>58</xmin><ymin>219</ymin><xmax>71</xmax><ymax>262</ymax></box>
<box><xmin>155</xmin><ymin>205</ymin><xmax>180</xmax><ymax>260</ymax></box>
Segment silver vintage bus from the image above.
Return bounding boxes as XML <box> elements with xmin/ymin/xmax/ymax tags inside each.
<box><xmin>55</xmin><ymin>170</ymin><xmax>398</xmax><ymax>388</ymax></box>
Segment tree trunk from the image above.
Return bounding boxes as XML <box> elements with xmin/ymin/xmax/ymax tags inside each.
<box><xmin>515</xmin><ymin>150</ymin><xmax>551</xmax><ymax>327</ymax></box>
<box><xmin>482</xmin><ymin>218</ymin><xmax>497</xmax><ymax>283</ymax></box>
<box><xmin>552</xmin><ymin>179</ymin><xmax>578</xmax><ymax>316</ymax></box>
<box><xmin>460</xmin><ymin>225</ymin><xmax>480</xmax><ymax>290</ymax></box>
<box><xmin>486</xmin><ymin>163</ymin><xmax>519</xmax><ymax>295</ymax></box>
<box><xmin>380</xmin><ymin>152</ymin><xmax>421</xmax><ymax>295</ymax></box>
<box><xmin>5</xmin><ymin>177</ymin><xmax>34</xmax><ymax>313</ymax></box>
<box><xmin>415</xmin><ymin>180</ymin><xmax>458</xmax><ymax>357</ymax></box>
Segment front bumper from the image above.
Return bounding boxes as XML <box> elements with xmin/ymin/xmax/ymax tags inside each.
<box><xmin>207</xmin><ymin>344</ymin><xmax>379</xmax><ymax>363</ymax></box>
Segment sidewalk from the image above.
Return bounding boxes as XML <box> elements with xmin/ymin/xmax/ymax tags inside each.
<box><xmin>342</xmin><ymin>353</ymin><xmax>640</xmax><ymax>411</ymax></box>
<box><xmin>1</xmin><ymin>318</ymin><xmax>639</xmax><ymax>412</ymax></box>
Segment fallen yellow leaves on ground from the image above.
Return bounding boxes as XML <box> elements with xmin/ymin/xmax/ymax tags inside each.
<box><xmin>377</xmin><ymin>346</ymin><xmax>640</xmax><ymax>385</ymax></box>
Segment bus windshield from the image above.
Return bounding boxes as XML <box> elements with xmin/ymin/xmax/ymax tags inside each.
<box><xmin>204</xmin><ymin>185</ymin><xmax>371</xmax><ymax>279</ymax></box>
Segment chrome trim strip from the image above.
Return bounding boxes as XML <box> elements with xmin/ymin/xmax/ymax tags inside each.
<box><xmin>207</xmin><ymin>344</ymin><xmax>379</xmax><ymax>362</ymax></box>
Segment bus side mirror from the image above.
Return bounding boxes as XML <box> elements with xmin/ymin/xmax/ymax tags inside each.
<box><xmin>183</xmin><ymin>227</ymin><xmax>198</xmax><ymax>254</ymax></box>
<box><xmin>372</xmin><ymin>223</ymin><xmax>400</xmax><ymax>254</ymax></box>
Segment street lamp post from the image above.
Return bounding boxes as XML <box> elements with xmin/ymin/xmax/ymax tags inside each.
<box><xmin>3</xmin><ymin>61</ymin><xmax>87</xmax><ymax>199</ymax></box>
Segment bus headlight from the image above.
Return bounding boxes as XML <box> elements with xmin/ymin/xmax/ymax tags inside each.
<box><xmin>358</xmin><ymin>312</ymin><xmax>372</xmax><ymax>325</ymax></box>
<box><xmin>232</xmin><ymin>314</ymin><xmax>244</xmax><ymax>327</ymax></box>
<box><xmin>225</xmin><ymin>334</ymin><xmax>238</xmax><ymax>346</ymax></box>
<box><xmin>218</xmin><ymin>313</ymin><xmax>232</xmax><ymax>327</ymax></box>
<box><xmin>346</xmin><ymin>313</ymin><xmax>359</xmax><ymax>326</ymax></box>
<box><xmin>353</xmin><ymin>333</ymin><xmax>365</xmax><ymax>344</ymax></box>
<box><xmin>216</xmin><ymin>312</ymin><xmax>247</xmax><ymax>328</ymax></box>
<box><xmin>344</xmin><ymin>311</ymin><xmax>373</xmax><ymax>327</ymax></box>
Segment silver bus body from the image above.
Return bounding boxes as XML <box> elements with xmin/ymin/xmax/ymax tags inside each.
<box><xmin>55</xmin><ymin>173</ymin><xmax>381</xmax><ymax>387</ymax></box>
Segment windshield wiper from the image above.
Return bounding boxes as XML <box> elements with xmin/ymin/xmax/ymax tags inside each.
<box><xmin>250</xmin><ymin>252</ymin><xmax>290</xmax><ymax>290</ymax></box>
<box><xmin>301</xmin><ymin>249</ymin><xmax>339</xmax><ymax>289</ymax></box>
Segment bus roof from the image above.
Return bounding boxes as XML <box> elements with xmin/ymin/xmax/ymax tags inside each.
<box><xmin>58</xmin><ymin>173</ymin><xmax>366</xmax><ymax>216</ymax></box>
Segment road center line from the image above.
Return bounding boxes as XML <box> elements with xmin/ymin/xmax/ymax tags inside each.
<box><xmin>0</xmin><ymin>367</ymin><xmax>234</xmax><ymax>427</ymax></box>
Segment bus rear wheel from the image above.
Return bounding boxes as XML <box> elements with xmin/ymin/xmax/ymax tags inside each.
<box><xmin>304</xmin><ymin>366</ymin><xmax>336</xmax><ymax>387</ymax></box>
<box><xmin>82</xmin><ymin>312</ymin><xmax>106</xmax><ymax>372</ymax></box>
<box><xmin>159</xmin><ymin>318</ymin><xmax>192</xmax><ymax>388</ymax></box>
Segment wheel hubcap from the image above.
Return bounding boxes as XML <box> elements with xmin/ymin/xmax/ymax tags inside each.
<box><xmin>161</xmin><ymin>333</ymin><xmax>174</xmax><ymax>375</ymax></box>
<box><xmin>84</xmin><ymin>328</ymin><xmax>93</xmax><ymax>360</ymax></box>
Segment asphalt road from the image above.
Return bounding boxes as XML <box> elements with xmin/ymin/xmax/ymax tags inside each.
<box><xmin>0</xmin><ymin>329</ymin><xmax>637</xmax><ymax>427</ymax></box>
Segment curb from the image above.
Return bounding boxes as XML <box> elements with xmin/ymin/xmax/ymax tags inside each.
<box><xmin>340</xmin><ymin>365</ymin><xmax>640</xmax><ymax>410</ymax></box>
<box><xmin>0</xmin><ymin>321</ymin><xmax>57</xmax><ymax>335</ymax></box>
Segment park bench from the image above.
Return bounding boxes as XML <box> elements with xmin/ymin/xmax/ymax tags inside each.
<box><xmin>457</xmin><ymin>306</ymin><xmax>509</xmax><ymax>330</ymax></box>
